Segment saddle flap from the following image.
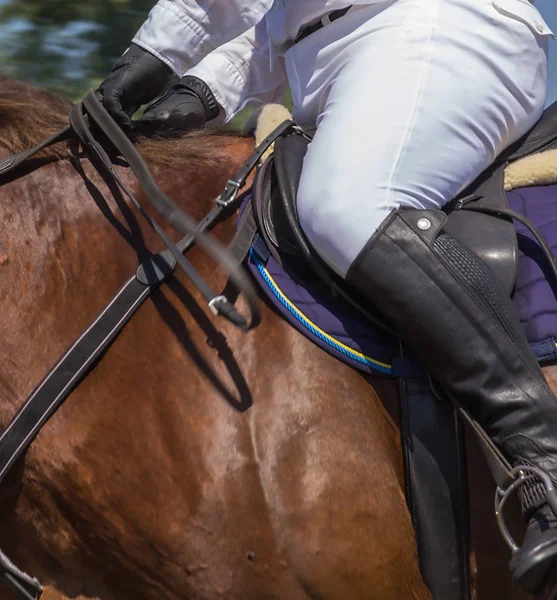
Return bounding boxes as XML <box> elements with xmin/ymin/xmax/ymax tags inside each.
<box><xmin>252</xmin><ymin>132</ymin><xmax>311</xmax><ymax>259</ymax></box>
<box><xmin>273</xmin><ymin>133</ymin><xmax>310</xmax><ymax>222</ymax></box>
<box><xmin>444</xmin><ymin>165</ymin><xmax>517</xmax><ymax>295</ymax></box>
<box><xmin>252</xmin><ymin>121</ymin><xmax>517</xmax><ymax>295</ymax></box>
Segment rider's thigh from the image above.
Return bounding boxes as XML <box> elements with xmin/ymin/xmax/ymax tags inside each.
<box><xmin>285</xmin><ymin>0</ymin><xmax>551</xmax><ymax>276</ymax></box>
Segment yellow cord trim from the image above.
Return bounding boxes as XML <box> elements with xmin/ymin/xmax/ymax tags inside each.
<box><xmin>259</xmin><ymin>261</ymin><xmax>392</xmax><ymax>370</ymax></box>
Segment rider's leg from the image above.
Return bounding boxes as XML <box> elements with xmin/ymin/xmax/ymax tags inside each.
<box><xmin>289</xmin><ymin>0</ymin><xmax>550</xmax><ymax>277</ymax></box>
<box><xmin>287</xmin><ymin>0</ymin><xmax>555</xmax><ymax>593</ymax></box>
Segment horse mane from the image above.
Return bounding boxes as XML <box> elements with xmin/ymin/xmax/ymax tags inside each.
<box><xmin>0</xmin><ymin>75</ymin><xmax>71</xmax><ymax>159</ymax></box>
<box><xmin>0</xmin><ymin>74</ymin><xmax>243</xmax><ymax>168</ymax></box>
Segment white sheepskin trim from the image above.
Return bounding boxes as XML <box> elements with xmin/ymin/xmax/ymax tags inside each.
<box><xmin>245</xmin><ymin>104</ymin><xmax>293</xmax><ymax>164</ymax></box>
<box><xmin>504</xmin><ymin>149</ymin><xmax>557</xmax><ymax>191</ymax></box>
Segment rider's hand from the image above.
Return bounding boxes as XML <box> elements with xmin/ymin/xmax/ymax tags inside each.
<box><xmin>98</xmin><ymin>43</ymin><xmax>172</xmax><ymax>128</ymax></box>
<box><xmin>139</xmin><ymin>76</ymin><xmax>220</xmax><ymax>131</ymax></box>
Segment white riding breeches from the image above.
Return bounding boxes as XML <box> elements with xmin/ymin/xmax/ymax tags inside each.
<box><xmin>287</xmin><ymin>0</ymin><xmax>552</xmax><ymax>277</ymax></box>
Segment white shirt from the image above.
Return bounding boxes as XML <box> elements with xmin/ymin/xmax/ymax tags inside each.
<box><xmin>133</xmin><ymin>0</ymin><xmax>390</xmax><ymax>120</ymax></box>
<box><xmin>133</xmin><ymin>0</ymin><xmax>549</xmax><ymax>121</ymax></box>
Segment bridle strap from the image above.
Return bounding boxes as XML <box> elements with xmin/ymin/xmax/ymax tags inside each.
<box><xmin>0</xmin><ymin>126</ymin><xmax>73</xmax><ymax>176</ymax></box>
<box><xmin>0</xmin><ymin>98</ymin><xmax>295</xmax><ymax>600</ymax></box>
<box><xmin>0</xmin><ymin>93</ymin><xmax>296</xmax><ymax>332</ymax></box>
<box><xmin>76</xmin><ymin>92</ymin><xmax>261</xmax><ymax>329</ymax></box>
<box><xmin>0</xmin><ymin>102</ymin><xmax>297</xmax><ymax>487</ymax></box>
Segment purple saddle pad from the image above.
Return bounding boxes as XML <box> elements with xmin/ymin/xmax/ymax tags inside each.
<box><xmin>245</xmin><ymin>184</ymin><xmax>557</xmax><ymax>377</ymax></box>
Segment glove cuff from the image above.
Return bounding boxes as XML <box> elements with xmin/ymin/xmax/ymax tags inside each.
<box><xmin>179</xmin><ymin>76</ymin><xmax>220</xmax><ymax>121</ymax></box>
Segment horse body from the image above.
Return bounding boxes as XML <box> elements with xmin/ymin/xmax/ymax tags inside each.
<box><xmin>0</xmin><ymin>80</ymin><xmax>430</xmax><ymax>600</ymax></box>
<box><xmin>0</xmin><ymin>77</ymin><xmax>539</xmax><ymax>599</ymax></box>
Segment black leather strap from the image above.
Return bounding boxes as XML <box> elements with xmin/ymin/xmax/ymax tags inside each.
<box><xmin>457</xmin><ymin>408</ymin><xmax>514</xmax><ymax>490</ymax></box>
<box><xmin>216</xmin><ymin>118</ymin><xmax>296</xmax><ymax>209</ymax></box>
<box><xmin>0</xmin><ymin>126</ymin><xmax>73</xmax><ymax>176</ymax></box>
<box><xmin>0</xmin><ymin>104</ymin><xmax>294</xmax><ymax>488</ymax></box>
<box><xmin>295</xmin><ymin>6</ymin><xmax>352</xmax><ymax>43</ymax></box>
<box><xmin>78</xmin><ymin>93</ymin><xmax>260</xmax><ymax>330</ymax></box>
<box><xmin>400</xmin><ymin>377</ymin><xmax>471</xmax><ymax>600</ymax></box>
<box><xmin>0</xmin><ymin>275</ymin><xmax>152</xmax><ymax>484</ymax></box>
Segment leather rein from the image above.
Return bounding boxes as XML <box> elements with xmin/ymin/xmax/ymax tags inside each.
<box><xmin>0</xmin><ymin>91</ymin><xmax>296</xmax><ymax>600</ymax></box>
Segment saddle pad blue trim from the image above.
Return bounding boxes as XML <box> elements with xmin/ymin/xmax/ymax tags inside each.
<box><xmin>245</xmin><ymin>183</ymin><xmax>557</xmax><ymax>377</ymax></box>
<box><xmin>250</xmin><ymin>248</ymin><xmax>393</xmax><ymax>375</ymax></box>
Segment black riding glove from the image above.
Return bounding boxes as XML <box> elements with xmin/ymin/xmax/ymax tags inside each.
<box><xmin>98</xmin><ymin>43</ymin><xmax>173</xmax><ymax>128</ymax></box>
<box><xmin>140</xmin><ymin>76</ymin><xmax>220</xmax><ymax>131</ymax></box>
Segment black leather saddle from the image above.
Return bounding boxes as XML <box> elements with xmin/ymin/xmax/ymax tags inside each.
<box><xmin>253</xmin><ymin>99</ymin><xmax>557</xmax><ymax>298</ymax></box>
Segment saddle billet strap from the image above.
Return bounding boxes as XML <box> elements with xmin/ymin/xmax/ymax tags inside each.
<box><xmin>216</xmin><ymin>118</ymin><xmax>297</xmax><ymax>208</ymax></box>
<box><xmin>219</xmin><ymin>202</ymin><xmax>260</xmax><ymax>304</ymax></box>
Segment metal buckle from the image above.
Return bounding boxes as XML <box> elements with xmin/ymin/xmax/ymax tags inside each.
<box><xmin>0</xmin><ymin>547</ymin><xmax>43</xmax><ymax>599</ymax></box>
<box><xmin>208</xmin><ymin>295</ymin><xmax>227</xmax><ymax>316</ymax></box>
<box><xmin>495</xmin><ymin>465</ymin><xmax>557</xmax><ymax>552</ymax></box>
<box><xmin>216</xmin><ymin>179</ymin><xmax>241</xmax><ymax>207</ymax></box>
<box><xmin>291</xmin><ymin>124</ymin><xmax>313</xmax><ymax>141</ymax></box>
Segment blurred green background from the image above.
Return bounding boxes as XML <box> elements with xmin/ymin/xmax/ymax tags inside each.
<box><xmin>0</xmin><ymin>0</ymin><xmax>155</xmax><ymax>100</ymax></box>
<box><xmin>0</xmin><ymin>0</ymin><xmax>292</xmax><ymax>128</ymax></box>
<box><xmin>0</xmin><ymin>0</ymin><xmax>552</xmax><ymax>115</ymax></box>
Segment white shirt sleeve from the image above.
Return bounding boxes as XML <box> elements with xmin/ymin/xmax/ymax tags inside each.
<box><xmin>186</xmin><ymin>22</ymin><xmax>288</xmax><ymax>123</ymax></box>
<box><xmin>132</xmin><ymin>0</ymin><xmax>274</xmax><ymax>75</ymax></box>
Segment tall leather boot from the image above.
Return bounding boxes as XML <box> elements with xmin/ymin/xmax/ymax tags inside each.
<box><xmin>345</xmin><ymin>208</ymin><xmax>557</xmax><ymax>595</ymax></box>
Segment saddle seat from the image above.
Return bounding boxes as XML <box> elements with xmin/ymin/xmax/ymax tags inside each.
<box><xmin>255</xmin><ymin>99</ymin><xmax>557</xmax><ymax>301</ymax></box>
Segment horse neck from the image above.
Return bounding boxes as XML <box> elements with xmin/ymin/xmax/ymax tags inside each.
<box><xmin>138</xmin><ymin>133</ymin><xmax>255</xmax><ymax>223</ymax></box>
<box><xmin>0</xmin><ymin>133</ymin><xmax>254</xmax><ymax>419</ymax></box>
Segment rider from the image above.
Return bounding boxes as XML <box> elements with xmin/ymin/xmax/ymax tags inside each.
<box><xmin>99</xmin><ymin>0</ymin><xmax>557</xmax><ymax>593</ymax></box>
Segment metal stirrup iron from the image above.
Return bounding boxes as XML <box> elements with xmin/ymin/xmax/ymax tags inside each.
<box><xmin>495</xmin><ymin>466</ymin><xmax>557</xmax><ymax>552</ymax></box>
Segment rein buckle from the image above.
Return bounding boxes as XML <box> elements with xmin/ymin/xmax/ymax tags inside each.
<box><xmin>216</xmin><ymin>179</ymin><xmax>242</xmax><ymax>207</ymax></box>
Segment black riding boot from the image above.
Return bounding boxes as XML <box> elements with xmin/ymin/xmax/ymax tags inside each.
<box><xmin>345</xmin><ymin>208</ymin><xmax>557</xmax><ymax>596</ymax></box>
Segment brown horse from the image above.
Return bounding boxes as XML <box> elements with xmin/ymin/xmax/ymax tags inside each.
<box><xmin>0</xmin><ymin>75</ymin><xmax>541</xmax><ymax>600</ymax></box>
